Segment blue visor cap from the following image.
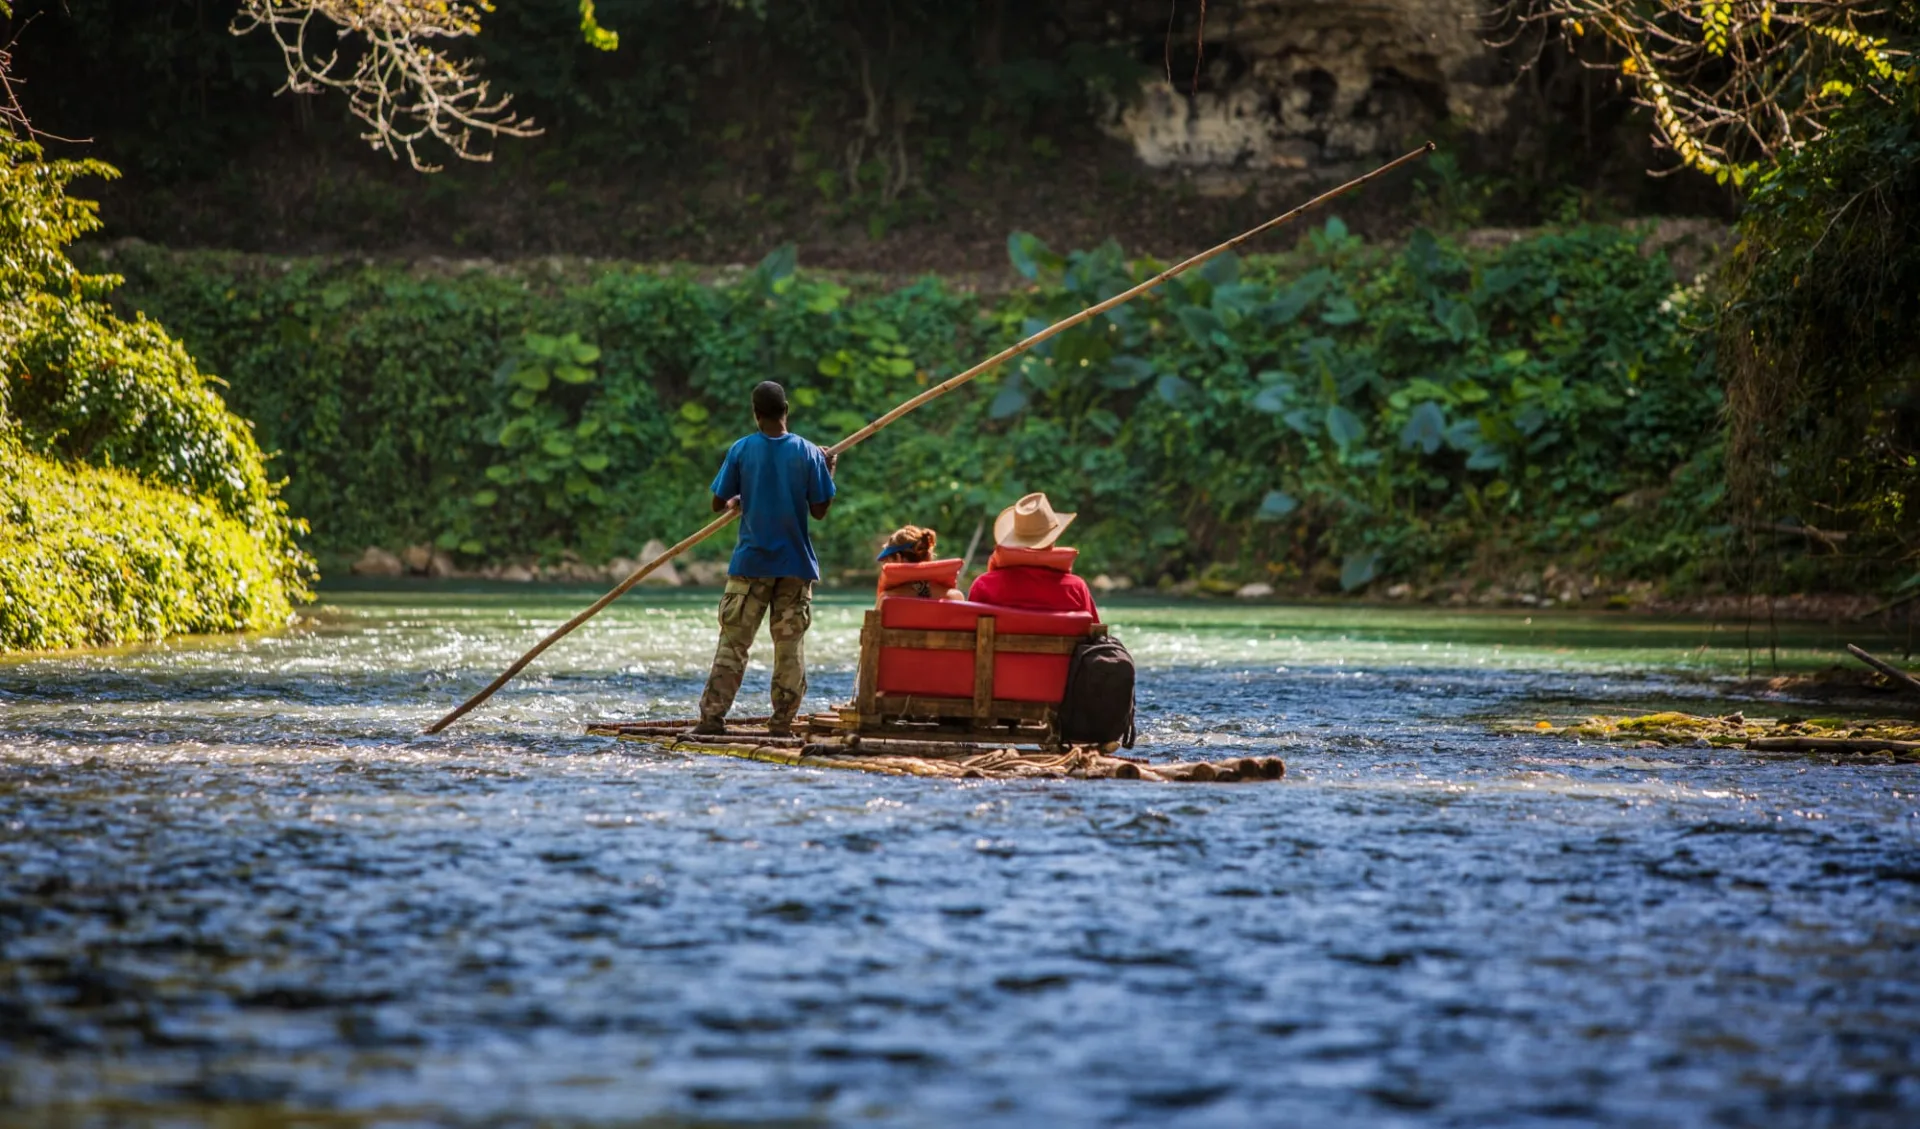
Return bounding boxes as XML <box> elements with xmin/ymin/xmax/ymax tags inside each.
<box><xmin>875</xmin><ymin>543</ymin><xmax>913</xmax><ymax>563</ymax></box>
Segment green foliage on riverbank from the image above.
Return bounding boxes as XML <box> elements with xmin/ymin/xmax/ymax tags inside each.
<box><xmin>1721</xmin><ymin>45</ymin><xmax>1920</xmax><ymax>596</ymax></box>
<box><xmin>0</xmin><ymin>134</ymin><xmax>311</xmax><ymax>651</ymax></box>
<box><xmin>0</xmin><ymin>441</ymin><xmax>301</xmax><ymax>650</ymax></box>
<box><xmin>103</xmin><ymin>220</ymin><xmax>1723</xmax><ymax>591</ymax></box>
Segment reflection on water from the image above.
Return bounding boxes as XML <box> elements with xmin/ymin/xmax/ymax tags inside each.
<box><xmin>3</xmin><ymin>585</ymin><xmax>1918</xmax><ymax>1127</ymax></box>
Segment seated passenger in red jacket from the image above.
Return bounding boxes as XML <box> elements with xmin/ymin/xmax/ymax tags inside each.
<box><xmin>874</xmin><ymin>525</ymin><xmax>965</xmax><ymax>603</ymax></box>
<box><xmin>966</xmin><ymin>493</ymin><xmax>1098</xmax><ymax>617</ymax></box>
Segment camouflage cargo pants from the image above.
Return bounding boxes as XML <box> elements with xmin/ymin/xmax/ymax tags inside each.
<box><xmin>697</xmin><ymin>576</ymin><xmax>813</xmax><ymax>724</ymax></box>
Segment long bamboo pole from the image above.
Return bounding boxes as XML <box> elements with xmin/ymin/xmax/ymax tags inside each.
<box><xmin>424</xmin><ymin>141</ymin><xmax>1435</xmax><ymax>734</ymax></box>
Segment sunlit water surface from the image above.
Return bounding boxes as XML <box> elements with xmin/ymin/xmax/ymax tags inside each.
<box><xmin>3</xmin><ymin>585</ymin><xmax>1918</xmax><ymax>1127</ymax></box>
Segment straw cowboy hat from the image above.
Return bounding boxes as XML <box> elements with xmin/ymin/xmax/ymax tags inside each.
<box><xmin>994</xmin><ymin>492</ymin><xmax>1076</xmax><ymax>549</ymax></box>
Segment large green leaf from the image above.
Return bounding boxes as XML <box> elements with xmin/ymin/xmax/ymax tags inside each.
<box><xmin>754</xmin><ymin>243</ymin><xmax>797</xmax><ymax>286</ymax></box>
<box><xmin>1176</xmin><ymin>306</ymin><xmax>1226</xmax><ymax>346</ymax></box>
<box><xmin>1339</xmin><ymin>551</ymin><xmax>1379</xmax><ymax>592</ymax></box>
<box><xmin>1102</xmin><ymin>355</ymin><xmax>1155</xmax><ymax>389</ymax></box>
<box><xmin>1155</xmin><ymin>373</ymin><xmax>1196</xmax><ymax>405</ymax></box>
<box><xmin>1404</xmin><ymin>227</ymin><xmax>1440</xmax><ymax>281</ymax></box>
<box><xmin>1199</xmin><ymin>252</ymin><xmax>1242</xmax><ymax>286</ymax></box>
<box><xmin>1250</xmin><ymin>383</ymin><xmax>1292</xmax><ymax>414</ymax></box>
<box><xmin>1320</xmin><ymin>295</ymin><xmax>1361</xmax><ymax>325</ymax></box>
<box><xmin>1325</xmin><ymin>405</ymin><xmax>1366</xmax><ymax>449</ymax></box>
<box><xmin>1399</xmin><ymin>401</ymin><xmax>1447</xmax><ymax>454</ymax></box>
<box><xmin>1257</xmin><ymin>490</ymin><xmax>1299</xmax><ymax>520</ymax></box>
<box><xmin>1466</xmin><ymin>445</ymin><xmax>1508</xmax><ymax>471</ymax></box>
<box><xmin>989</xmin><ymin>377</ymin><xmax>1028</xmax><ymax>419</ymax></box>
<box><xmin>1007</xmin><ymin>232</ymin><xmax>1063</xmax><ymax>281</ymax></box>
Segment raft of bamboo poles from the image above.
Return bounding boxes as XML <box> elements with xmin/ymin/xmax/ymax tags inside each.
<box><xmin>584</xmin><ymin>717</ymin><xmax>1286</xmax><ymax>783</ymax></box>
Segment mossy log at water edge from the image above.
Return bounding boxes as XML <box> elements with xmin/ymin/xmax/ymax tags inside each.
<box><xmin>1505</xmin><ymin>712</ymin><xmax>1920</xmax><ymax>763</ymax></box>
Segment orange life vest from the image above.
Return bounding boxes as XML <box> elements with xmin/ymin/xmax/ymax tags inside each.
<box><xmin>985</xmin><ymin>545</ymin><xmax>1078</xmax><ymax>573</ymax></box>
<box><xmin>877</xmin><ymin>558</ymin><xmax>965</xmax><ymax>599</ymax></box>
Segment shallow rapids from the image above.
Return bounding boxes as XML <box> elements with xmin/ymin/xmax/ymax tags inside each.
<box><xmin>4</xmin><ymin>586</ymin><xmax>1918</xmax><ymax>1126</ymax></box>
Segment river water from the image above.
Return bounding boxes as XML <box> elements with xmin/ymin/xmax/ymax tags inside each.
<box><xmin>3</xmin><ymin>586</ymin><xmax>1918</xmax><ymax>1127</ymax></box>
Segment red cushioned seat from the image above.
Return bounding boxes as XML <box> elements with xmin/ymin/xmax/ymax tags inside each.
<box><xmin>876</xmin><ymin>598</ymin><xmax>1094</xmax><ymax>704</ymax></box>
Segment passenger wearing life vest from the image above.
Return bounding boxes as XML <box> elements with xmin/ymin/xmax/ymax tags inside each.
<box><xmin>874</xmin><ymin>525</ymin><xmax>965</xmax><ymax>602</ymax></box>
<box><xmin>966</xmin><ymin>493</ymin><xmax>1098</xmax><ymax>616</ymax></box>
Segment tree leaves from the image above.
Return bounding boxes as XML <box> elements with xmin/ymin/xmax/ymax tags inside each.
<box><xmin>1399</xmin><ymin>401</ymin><xmax>1447</xmax><ymax>454</ymax></box>
<box><xmin>1431</xmin><ymin>295</ymin><xmax>1479</xmax><ymax>342</ymax></box>
<box><xmin>1282</xmin><ymin>407</ymin><xmax>1320</xmax><ymax>436</ymax></box>
<box><xmin>1339</xmin><ymin>551</ymin><xmax>1379</xmax><ymax>592</ymax></box>
<box><xmin>989</xmin><ymin>374</ymin><xmax>1029</xmax><ymax>419</ymax></box>
<box><xmin>754</xmin><ymin>242</ymin><xmax>797</xmax><ymax>288</ymax></box>
<box><xmin>1325</xmin><ymin>405</ymin><xmax>1366</xmax><ymax>449</ymax></box>
<box><xmin>1257</xmin><ymin>489</ymin><xmax>1299</xmax><ymax>520</ymax></box>
<box><xmin>1102</xmin><ymin>355</ymin><xmax>1155</xmax><ymax>389</ymax></box>
<box><xmin>1199</xmin><ymin>251</ymin><xmax>1242</xmax><ymax>286</ymax></box>
<box><xmin>1155</xmin><ymin>373</ymin><xmax>1197</xmax><ymax>405</ymax></box>
<box><xmin>108</xmin><ymin>214</ymin><xmax>1715</xmax><ymax>592</ymax></box>
<box><xmin>1175</xmin><ymin>305</ymin><xmax>1227</xmax><ymax>346</ymax></box>
<box><xmin>1320</xmin><ymin>295</ymin><xmax>1361</xmax><ymax>325</ymax></box>
<box><xmin>1250</xmin><ymin>383</ymin><xmax>1293</xmax><ymax>414</ymax></box>
<box><xmin>1008</xmin><ymin>231</ymin><xmax>1064</xmax><ymax>281</ymax></box>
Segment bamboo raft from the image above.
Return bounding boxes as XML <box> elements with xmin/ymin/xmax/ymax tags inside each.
<box><xmin>584</xmin><ymin>716</ymin><xmax>1286</xmax><ymax>783</ymax></box>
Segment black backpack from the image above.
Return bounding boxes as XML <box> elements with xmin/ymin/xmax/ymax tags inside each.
<box><xmin>1057</xmin><ymin>634</ymin><xmax>1136</xmax><ymax>748</ymax></box>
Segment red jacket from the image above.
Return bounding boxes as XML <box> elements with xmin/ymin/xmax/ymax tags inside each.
<box><xmin>965</xmin><ymin>546</ymin><xmax>1098</xmax><ymax>617</ymax></box>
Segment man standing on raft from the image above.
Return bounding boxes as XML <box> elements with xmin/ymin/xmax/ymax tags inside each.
<box><xmin>691</xmin><ymin>381</ymin><xmax>837</xmax><ymax>737</ymax></box>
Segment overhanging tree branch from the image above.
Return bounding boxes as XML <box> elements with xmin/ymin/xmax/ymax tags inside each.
<box><xmin>231</xmin><ymin>0</ymin><xmax>541</xmax><ymax>172</ymax></box>
<box><xmin>1496</xmin><ymin>2</ymin><xmax>1910</xmax><ymax>183</ymax></box>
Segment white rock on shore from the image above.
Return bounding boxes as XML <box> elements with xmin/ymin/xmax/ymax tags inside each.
<box><xmin>633</xmin><ymin>540</ymin><xmax>683</xmax><ymax>586</ymax></box>
<box><xmin>351</xmin><ymin>547</ymin><xmax>404</xmax><ymax>577</ymax></box>
<box><xmin>1235</xmin><ymin>582</ymin><xmax>1275</xmax><ymax>599</ymax></box>
<box><xmin>499</xmin><ymin>563</ymin><xmax>534</xmax><ymax>583</ymax></box>
<box><xmin>682</xmin><ymin>559</ymin><xmax>727</xmax><ymax>586</ymax></box>
<box><xmin>401</xmin><ymin>543</ymin><xmax>433</xmax><ymax>573</ymax></box>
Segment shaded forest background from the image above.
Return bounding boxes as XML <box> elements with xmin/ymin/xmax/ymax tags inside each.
<box><xmin>3</xmin><ymin>0</ymin><xmax>1725</xmax><ymax>268</ymax></box>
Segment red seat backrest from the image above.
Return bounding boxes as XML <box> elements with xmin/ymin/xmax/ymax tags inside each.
<box><xmin>875</xmin><ymin>598</ymin><xmax>1094</xmax><ymax>705</ymax></box>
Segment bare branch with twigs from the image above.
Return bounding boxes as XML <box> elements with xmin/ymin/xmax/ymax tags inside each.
<box><xmin>231</xmin><ymin>0</ymin><xmax>540</xmax><ymax>172</ymax></box>
<box><xmin>1494</xmin><ymin>2</ymin><xmax>1910</xmax><ymax>183</ymax></box>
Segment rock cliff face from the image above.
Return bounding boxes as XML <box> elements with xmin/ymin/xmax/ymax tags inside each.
<box><xmin>1080</xmin><ymin>1</ymin><xmax>1510</xmax><ymax>177</ymax></box>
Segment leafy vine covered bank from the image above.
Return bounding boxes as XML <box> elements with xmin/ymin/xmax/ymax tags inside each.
<box><xmin>0</xmin><ymin>138</ymin><xmax>311</xmax><ymax>652</ymax></box>
<box><xmin>101</xmin><ymin>219</ymin><xmax>1723</xmax><ymax>599</ymax></box>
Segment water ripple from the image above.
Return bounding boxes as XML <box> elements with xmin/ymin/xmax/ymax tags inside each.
<box><xmin>2</xmin><ymin>588</ymin><xmax>1917</xmax><ymax>1126</ymax></box>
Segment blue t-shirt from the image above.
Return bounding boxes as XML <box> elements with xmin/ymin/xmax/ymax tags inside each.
<box><xmin>711</xmin><ymin>431</ymin><xmax>836</xmax><ymax>580</ymax></box>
